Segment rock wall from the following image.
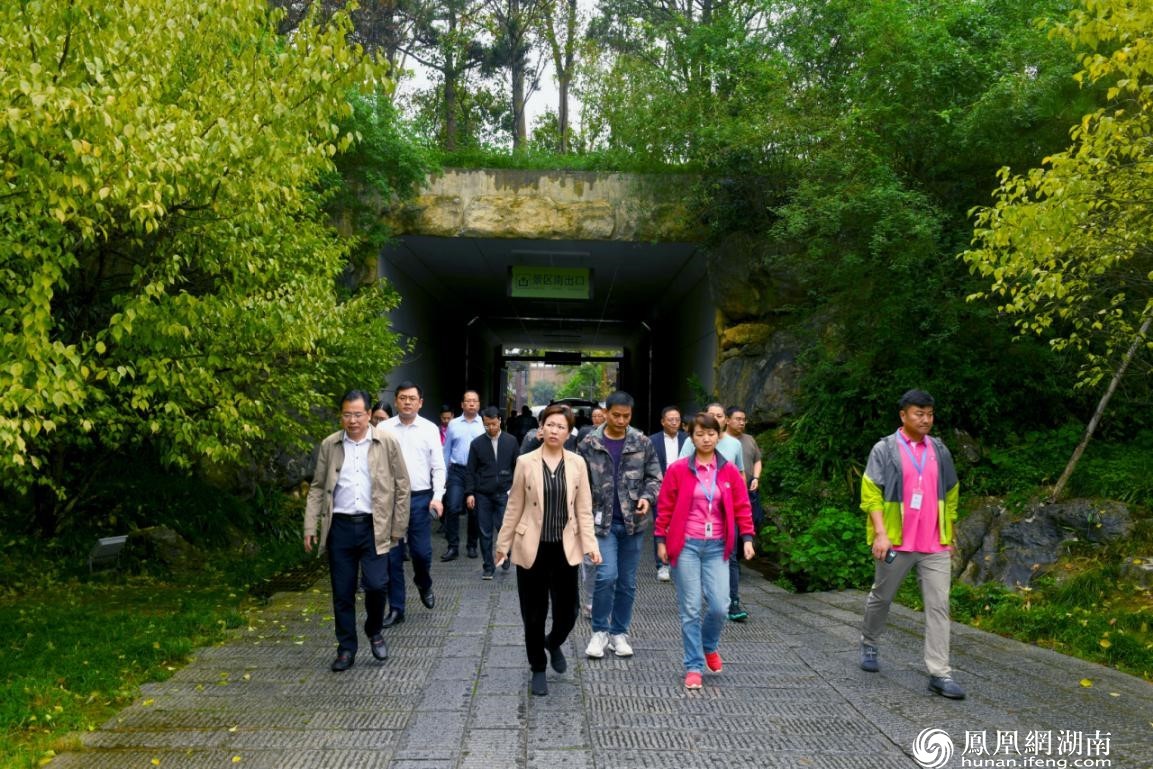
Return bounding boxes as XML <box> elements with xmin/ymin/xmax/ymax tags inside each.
<box><xmin>389</xmin><ymin>169</ymin><xmax>703</xmax><ymax>242</ymax></box>
<box><xmin>707</xmin><ymin>232</ymin><xmax>802</xmax><ymax>425</ymax></box>
<box><xmin>953</xmin><ymin>498</ymin><xmax>1133</xmax><ymax>587</ymax></box>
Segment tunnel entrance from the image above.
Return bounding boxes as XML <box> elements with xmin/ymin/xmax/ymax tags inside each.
<box><xmin>379</xmin><ymin>235</ymin><xmax>713</xmax><ymax>432</ymax></box>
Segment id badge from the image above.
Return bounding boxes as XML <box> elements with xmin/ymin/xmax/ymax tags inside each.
<box><xmin>705</xmin><ymin>522</ymin><xmax>713</xmax><ymax>537</ymax></box>
<box><xmin>910</xmin><ymin>491</ymin><xmax>923</xmax><ymax>510</ymax></box>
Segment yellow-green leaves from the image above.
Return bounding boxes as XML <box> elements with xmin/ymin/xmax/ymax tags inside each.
<box><xmin>0</xmin><ymin>0</ymin><xmax>405</xmax><ymax>499</ymax></box>
<box><xmin>964</xmin><ymin>0</ymin><xmax>1153</xmax><ymax>389</ymax></box>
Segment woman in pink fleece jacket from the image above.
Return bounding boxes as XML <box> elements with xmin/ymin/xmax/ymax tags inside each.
<box><xmin>655</xmin><ymin>411</ymin><xmax>756</xmax><ymax>690</ymax></box>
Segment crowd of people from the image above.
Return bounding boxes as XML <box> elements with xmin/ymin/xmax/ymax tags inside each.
<box><xmin>304</xmin><ymin>385</ymin><xmax>965</xmax><ymax>700</ymax></box>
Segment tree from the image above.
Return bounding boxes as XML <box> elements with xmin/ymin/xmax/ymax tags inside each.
<box><xmin>483</xmin><ymin>0</ymin><xmax>548</xmax><ymax>151</ymax></box>
<box><xmin>0</xmin><ymin>0</ymin><xmax>408</xmax><ymax>533</ymax></box>
<box><xmin>580</xmin><ymin>0</ymin><xmax>786</xmax><ymax>164</ymax></box>
<box><xmin>537</xmin><ymin>0</ymin><xmax>584</xmax><ymax>153</ymax></box>
<box><xmin>965</xmin><ymin>0</ymin><xmax>1153</xmax><ymax>499</ymax></box>
<box><xmin>269</xmin><ymin>0</ymin><xmax>416</xmax><ymax>75</ymax></box>
<box><xmin>529</xmin><ymin>380</ymin><xmax>558</xmax><ymax>405</ymax></box>
<box><xmin>402</xmin><ymin>0</ymin><xmax>489</xmax><ymax>151</ymax></box>
<box><xmin>556</xmin><ymin>362</ymin><xmax>611</xmax><ymax>401</ymax></box>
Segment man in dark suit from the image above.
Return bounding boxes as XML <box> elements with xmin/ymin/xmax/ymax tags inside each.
<box><xmin>648</xmin><ymin>405</ymin><xmax>687</xmax><ymax>582</ymax></box>
<box><xmin>465</xmin><ymin>406</ymin><xmax>521</xmax><ymax>579</ymax></box>
<box><xmin>649</xmin><ymin>405</ymin><xmax>687</xmax><ymax>473</ymax></box>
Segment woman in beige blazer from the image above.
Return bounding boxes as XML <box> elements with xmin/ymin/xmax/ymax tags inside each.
<box><xmin>495</xmin><ymin>404</ymin><xmax>602</xmax><ymax>696</ymax></box>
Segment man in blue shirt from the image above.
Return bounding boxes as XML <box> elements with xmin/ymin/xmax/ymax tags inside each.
<box><xmin>441</xmin><ymin>390</ymin><xmax>485</xmax><ymax>561</ymax></box>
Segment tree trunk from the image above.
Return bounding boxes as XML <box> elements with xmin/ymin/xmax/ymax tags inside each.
<box><xmin>557</xmin><ymin>75</ymin><xmax>570</xmax><ymax>153</ymax></box>
<box><xmin>444</xmin><ymin>71</ymin><xmax>458</xmax><ymax>151</ymax></box>
<box><xmin>511</xmin><ymin>52</ymin><xmax>526</xmax><ymax>150</ymax></box>
<box><xmin>1049</xmin><ymin>312</ymin><xmax>1153</xmax><ymax>502</ymax></box>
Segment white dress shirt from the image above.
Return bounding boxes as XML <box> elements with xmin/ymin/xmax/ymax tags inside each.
<box><xmin>382</xmin><ymin>414</ymin><xmax>446</xmax><ymax>501</ymax></box>
<box><xmin>333</xmin><ymin>428</ymin><xmax>373</xmax><ymax>513</ymax></box>
<box><xmin>664</xmin><ymin>433</ymin><xmax>680</xmax><ymax>469</ymax></box>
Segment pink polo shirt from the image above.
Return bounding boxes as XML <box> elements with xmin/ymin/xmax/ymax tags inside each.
<box><xmin>896</xmin><ymin>429</ymin><xmax>948</xmax><ymax>553</ymax></box>
<box><xmin>684</xmin><ymin>458</ymin><xmax>724</xmax><ymax>540</ymax></box>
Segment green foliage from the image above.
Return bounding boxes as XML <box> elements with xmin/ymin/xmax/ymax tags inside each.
<box><xmin>0</xmin><ymin>0</ymin><xmax>410</xmax><ymax>530</ymax></box>
<box><xmin>0</xmin><ymin>530</ymin><xmax>306</xmax><ymax>769</ymax></box>
<box><xmin>965</xmin><ymin>0</ymin><xmax>1153</xmax><ymax>389</ymax></box>
<box><xmin>685</xmin><ymin>373</ymin><xmax>713</xmax><ymax>412</ymax></box>
<box><xmin>949</xmin><ymin>568</ymin><xmax>1153</xmax><ymax>680</ymax></box>
<box><xmin>763</xmin><ymin>505</ymin><xmax>874</xmax><ymax>592</ymax></box>
<box><xmin>964</xmin><ymin>423</ymin><xmax>1084</xmax><ymax>497</ymax></box>
<box><xmin>1067</xmin><ymin>430</ymin><xmax>1153</xmax><ymax>505</ymax></box>
<box><xmin>529</xmin><ymin>380</ymin><xmax>558</xmax><ymax>405</ymax></box>
<box><xmin>325</xmin><ymin>93</ymin><xmax>436</xmax><ymax>259</ymax></box>
<box><xmin>432</xmin><ymin>144</ymin><xmax>683</xmax><ymax>173</ymax></box>
<box><xmin>556</xmin><ymin>362</ymin><xmax>612</xmax><ymax>401</ymax></box>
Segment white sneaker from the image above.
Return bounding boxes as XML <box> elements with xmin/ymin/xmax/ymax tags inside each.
<box><xmin>656</xmin><ymin>565</ymin><xmax>671</xmax><ymax>582</ymax></box>
<box><xmin>610</xmin><ymin>633</ymin><xmax>634</xmax><ymax>657</ymax></box>
<box><xmin>585</xmin><ymin>631</ymin><xmax>610</xmax><ymax>658</ymax></box>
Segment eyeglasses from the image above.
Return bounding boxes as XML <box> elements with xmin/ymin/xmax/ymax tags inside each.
<box><xmin>396</xmin><ymin>394</ymin><xmax>420</xmax><ymax>403</ymax></box>
<box><xmin>342</xmin><ymin>412</ymin><xmax>367</xmax><ymax>420</ymax></box>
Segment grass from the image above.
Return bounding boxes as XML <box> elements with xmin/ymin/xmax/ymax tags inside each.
<box><xmin>894</xmin><ymin>553</ymin><xmax>1153</xmax><ymax>682</ymax></box>
<box><xmin>0</xmin><ymin>540</ymin><xmax>305</xmax><ymax>769</ymax></box>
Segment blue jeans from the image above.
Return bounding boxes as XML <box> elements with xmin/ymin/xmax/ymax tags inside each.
<box><xmin>729</xmin><ymin>545</ymin><xmax>741</xmax><ymax>603</ymax></box>
<box><xmin>729</xmin><ymin>486</ymin><xmax>761</xmax><ymax>602</ymax></box>
<box><xmin>387</xmin><ymin>490</ymin><xmax>434</xmax><ymax>614</ymax></box>
<box><xmin>475</xmin><ymin>490</ymin><xmax>508</xmax><ymax>572</ymax></box>
<box><xmin>672</xmin><ymin>538</ymin><xmax>729</xmax><ymax>673</ymax></box>
<box><xmin>592</xmin><ymin>522</ymin><xmax>643</xmax><ymax>635</ymax></box>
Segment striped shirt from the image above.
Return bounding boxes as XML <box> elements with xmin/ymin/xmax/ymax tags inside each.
<box><xmin>541</xmin><ymin>458</ymin><xmax>567</xmax><ymax>543</ymax></box>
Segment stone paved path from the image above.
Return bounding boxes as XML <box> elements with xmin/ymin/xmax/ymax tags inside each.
<box><xmin>51</xmin><ymin>549</ymin><xmax>1152</xmax><ymax>769</ymax></box>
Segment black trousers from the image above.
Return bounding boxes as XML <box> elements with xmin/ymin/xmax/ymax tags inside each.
<box><xmin>516</xmin><ymin>541</ymin><xmax>579</xmax><ymax>673</ymax></box>
<box><xmin>328</xmin><ymin>514</ymin><xmax>389</xmax><ymax>655</ymax></box>
<box><xmin>444</xmin><ymin>463</ymin><xmax>479</xmax><ymax>550</ymax></box>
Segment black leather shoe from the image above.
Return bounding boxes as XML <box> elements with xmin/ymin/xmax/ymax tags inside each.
<box><xmin>928</xmin><ymin>676</ymin><xmax>966</xmax><ymax>700</ymax></box>
<box><xmin>548</xmin><ymin>646</ymin><xmax>567</xmax><ymax>674</ymax></box>
<box><xmin>330</xmin><ymin>651</ymin><xmax>354</xmax><ymax>672</ymax></box>
<box><xmin>419</xmin><ymin>586</ymin><xmax>435</xmax><ymax>609</ymax></box>
<box><xmin>369</xmin><ymin>634</ymin><xmax>388</xmax><ymax>661</ymax></box>
<box><xmin>531</xmin><ymin>670</ymin><xmax>548</xmax><ymax>696</ymax></box>
<box><xmin>440</xmin><ymin>547</ymin><xmax>459</xmax><ymax>562</ymax></box>
<box><xmin>381</xmin><ymin>609</ymin><xmax>405</xmax><ymax>628</ymax></box>
<box><xmin>466</xmin><ymin>545</ymin><xmax>478</xmax><ymax>559</ymax></box>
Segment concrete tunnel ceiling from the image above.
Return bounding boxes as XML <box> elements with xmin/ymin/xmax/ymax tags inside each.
<box><xmin>384</xmin><ymin>235</ymin><xmax>706</xmax><ymax>349</ymax></box>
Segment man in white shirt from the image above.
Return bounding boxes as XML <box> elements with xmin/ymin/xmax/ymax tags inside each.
<box><xmin>380</xmin><ymin>381</ymin><xmax>446</xmax><ymax>627</ymax></box>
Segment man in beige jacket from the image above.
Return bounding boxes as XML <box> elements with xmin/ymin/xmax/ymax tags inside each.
<box><xmin>305</xmin><ymin>389</ymin><xmax>410</xmax><ymax>671</ymax></box>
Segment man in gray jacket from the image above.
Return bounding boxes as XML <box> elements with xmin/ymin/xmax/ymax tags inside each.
<box><xmin>304</xmin><ymin>389</ymin><xmax>410</xmax><ymax>672</ymax></box>
<box><xmin>578</xmin><ymin>391</ymin><xmax>662</xmax><ymax>659</ymax></box>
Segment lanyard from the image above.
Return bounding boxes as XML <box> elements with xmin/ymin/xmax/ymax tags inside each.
<box><xmin>897</xmin><ymin>431</ymin><xmax>930</xmax><ymax>484</ymax></box>
<box><xmin>697</xmin><ymin>462</ymin><xmax>717</xmax><ymax>511</ymax></box>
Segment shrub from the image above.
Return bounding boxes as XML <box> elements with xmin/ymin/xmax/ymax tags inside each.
<box><xmin>764</xmin><ymin>505</ymin><xmax>873</xmax><ymax>592</ymax></box>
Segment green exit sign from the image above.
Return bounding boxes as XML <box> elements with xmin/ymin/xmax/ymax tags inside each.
<box><xmin>509</xmin><ymin>266</ymin><xmax>591</xmax><ymax>300</ymax></box>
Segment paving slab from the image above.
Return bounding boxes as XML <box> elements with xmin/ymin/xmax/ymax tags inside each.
<box><xmin>50</xmin><ymin>538</ymin><xmax>1152</xmax><ymax>769</ymax></box>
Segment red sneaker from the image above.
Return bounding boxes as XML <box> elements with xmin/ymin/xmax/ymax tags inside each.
<box><xmin>684</xmin><ymin>671</ymin><xmax>703</xmax><ymax>690</ymax></box>
<box><xmin>704</xmin><ymin>651</ymin><xmax>723</xmax><ymax>673</ymax></box>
